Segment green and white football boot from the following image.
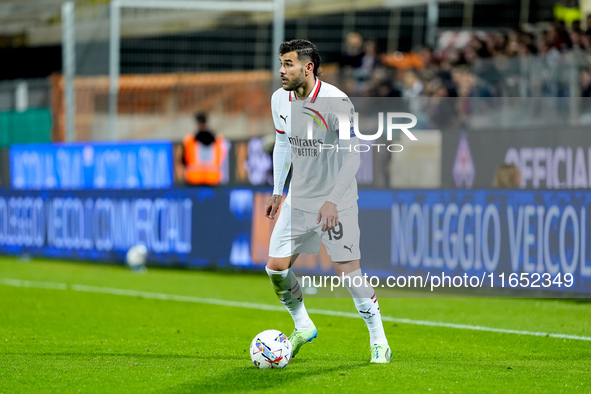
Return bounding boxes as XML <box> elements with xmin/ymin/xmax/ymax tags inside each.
<box><xmin>288</xmin><ymin>325</ymin><xmax>318</xmax><ymax>358</ymax></box>
<box><xmin>370</xmin><ymin>344</ymin><xmax>392</xmax><ymax>363</ymax></box>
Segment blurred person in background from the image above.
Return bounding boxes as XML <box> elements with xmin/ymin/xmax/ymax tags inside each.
<box><xmin>365</xmin><ymin>68</ymin><xmax>401</xmax><ymax>97</ymax></box>
<box><xmin>570</xmin><ymin>29</ymin><xmax>585</xmax><ymax>49</ymax></box>
<box><xmin>181</xmin><ymin>113</ymin><xmax>226</xmax><ymax>186</ymax></box>
<box><xmin>338</xmin><ymin>32</ymin><xmax>365</xmax><ymax>95</ymax></box>
<box><xmin>558</xmin><ymin>20</ymin><xmax>575</xmax><ymax>48</ymax></box>
<box><xmin>581</xmin><ymin>32</ymin><xmax>591</xmax><ymax>48</ymax></box>
<box><xmin>493</xmin><ymin>164</ymin><xmax>522</xmax><ymax>188</ymax></box>
<box><xmin>357</xmin><ymin>40</ymin><xmax>380</xmax><ymax>83</ymax></box>
<box><xmin>401</xmin><ymin>69</ymin><xmax>424</xmax><ymax>98</ymax></box>
<box><xmin>339</xmin><ymin>31</ymin><xmax>365</xmax><ymax>73</ymax></box>
<box><xmin>585</xmin><ymin>14</ymin><xmax>591</xmax><ymax>35</ymax></box>
<box><xmin>401</xmin><ymin>69</ymin><xmax>425</xmax><ymax>119</ymax></box>
<box><xmin>452</xmin><ymin>65</ymin><xmax>493</xmax><ymax>98</ymax></box>
<box><xmin>580</xmin><ymin>68</ymin><xmax>591</xmax><ymax>122</ymax></box>
<box><xmin>572</xmin><ymin>19</ymin><xmax>582</xmax><ymax>33</ymax></box>
<box><xmin>342</xmin><ymin>12</ymin><xmax>591</xmax><ymax>101</ymax></box>
<box><xmin>423</xmin><ymin>78</ymin><xmax>458</xmax><ymax>129</ymax></box>
<box><xmin>437</xmin><ymin>48</ymin><xmax>461</xmax><ymax>74</ymax></box>
<box><xmin>420</xmin><ymin>46</ymin><xmax>438</xmax><ymax>74</ymax></box>
<box><xmin>582</xmin><ymin>68</ymin><xmax>591</xmax><ymax>97</ymax></box>
<box><xmin>487</xmin><ymin>32</ymin><xmax>509</xmax><ymax>56</ymax></box>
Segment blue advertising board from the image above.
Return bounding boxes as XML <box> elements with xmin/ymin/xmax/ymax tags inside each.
<box><xmin>0</xmin><ymin>187</ymin><xmax>252</xmax><ymax>267</ymax></box>
<box><xmin>357</xmin><ymin>189</ymin><xmax>591</xmax><ymax>294</ymax></box>
<box><xmin>10</xmin><ymin>142</ymin><xmax>173</xmax><ymax>189</ymax></box>
<box><xmin>0</xmin><ymin>187</ymin><xmax>589</xmax><ymax>294</ymax></box>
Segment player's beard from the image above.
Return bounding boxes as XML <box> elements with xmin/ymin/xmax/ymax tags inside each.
<box><xmin>283</xmin><ymin>69</ymin><xmax>305</xmax><ymax>91</ymax></box>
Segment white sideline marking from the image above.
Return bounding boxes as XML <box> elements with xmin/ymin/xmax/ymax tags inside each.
<box><xmin>1</xmin><ymin>277</ymin><xmax>590</xmax><ymax>342</ymax></box>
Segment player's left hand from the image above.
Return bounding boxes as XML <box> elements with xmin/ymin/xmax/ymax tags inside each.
<box><xmin>317</xmin><ymin>201</ymin><xmax>338</xmax><ymax>232</ymax></box>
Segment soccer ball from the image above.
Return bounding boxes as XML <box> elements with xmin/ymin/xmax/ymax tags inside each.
<box><xmin>125</xmin><ymin>244</ymin><xmax>148</xmax><ymax>272</ymax></box>
<box><xmin>249</xmin><ymin>329</ymin><xmax>292</xmax><ymax>369</ymax></box>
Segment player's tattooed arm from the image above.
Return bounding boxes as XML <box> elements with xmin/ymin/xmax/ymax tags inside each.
<box><xmin>265</xmin><ymin>194</ymin><xmax>283</xmax><ymax>219</ymax></box>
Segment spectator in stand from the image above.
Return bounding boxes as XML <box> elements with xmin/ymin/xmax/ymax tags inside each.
<box><xmin>358</xmin><ymin>40</ymin><xmax>380</xmax><ymax>81</ymax></box>
<box><xmin>572</xmin><ymin>19</ymin><xmax>582</xmax><ymax>33</ymax></box>
<box><xmin>581</xmin><ymin>69</ymin><xmax>591</xmax><ymax>121</ymax></box>
<box><xmin>493</xmin><ymin>164</ymin><xmax>522</xmax><ymax>188</ymax></box>
<box><xmin>438</xmin><ymin>48</ymin><xmax>461</xmax><ymax>74</ymax></box>
<box><xmin>520</xmin><ymin>32</ymin><xmax>539</xmax><ymax>53</ymax></box>
<box><xmin>340</xmin><ymin>16</ymin><xmax>591</xmax><ymax>101</ymax></box>
<box><xmin>365</xmin><ymin>68</ymin><xmax>401</xmax><ymax>97</ymax></box>
<box><xmin>423</xmin><ymin>78</ymin><xmax>458</xmax><ymax>129</ymax></box>
<box><xmin>339</xmin><ymin>32</ymin><xmax>365</xmax><ymax>71</ymax></box>
<box><xmin>401</xmin><ymin>69</ymin><xmax>424</xmax><ymax>98</ymax></box>
<box><xmin>487</xmin><ymin>32</ymin><xmax>509</xmax><ymax>56</ymax></box>
<box><xmin>581</xmin><ymin>33</ymin><xmax>591</xmax><ymax>49</ymax></box>
<box><xmin>581</xmin><ymin>68</ymin><xmax>591</xmax><ymax>97</ymax></box>
<box><xmin>353</xmin><ymin>40</ymin><xmax>381</xmax><ymax>93</ymax></box>
<box><xmin>469</xmin><ymin>36</ymin><xmax>492</xmax><ymax>59</ymax></box>
<box><xmin>339</xmin><ymin>32</ymin><xmax>377</xmax><ymax>95</ymax></box>
<box><xmin>400</xmin><ymin>68</ymin><xmax>427</xmax><ymax>124</ymax></box>
<box><xmin>559</xmin><ymin>20</ymin><xmax>575</xmax><ymax>48</ymax></box>
<box><xmin>420</xmin><ymin>46</ymin><xmax>437</xmax><ymax>70</ymax></box>
<box><xmin>452</xmin><ymin>65</ymin><xmax>493</xmax><ymax>97</ymax></box>
<box><xmin>585</xmin><ymin>14</ymin><xmax>591</xmax><ymax>35</ymax></box>
<box><xmin>570</xmin><ymin>30</ymin><xmax>585</xmax><ymax>49</ymax></box>
<box><xmin>463</xmin><ymin>46</ymin><xmax>479</xmax><ymax>66</ymax></box>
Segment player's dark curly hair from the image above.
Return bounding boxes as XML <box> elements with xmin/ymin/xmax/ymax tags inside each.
<box><xmin>279</xmin><ymin>39</ymin><xmax>322</xmax><ymax>77</ymax></box>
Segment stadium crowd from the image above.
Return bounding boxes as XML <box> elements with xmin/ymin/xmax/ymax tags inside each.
<box><xmin>338</xmin><ymin>16</ymin><xmax>591</xmax><ymax>101</ymax></box>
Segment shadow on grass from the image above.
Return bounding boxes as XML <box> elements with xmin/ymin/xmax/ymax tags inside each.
<box><xmin>172</xmin><ymin>360</ymin><xmax>370</xmax><ymax>393</ymax></box>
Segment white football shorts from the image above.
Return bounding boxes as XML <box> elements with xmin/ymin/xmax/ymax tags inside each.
<box><xmin>269</xmin><ymin>202</ymin><xmax>361</xmax><ymax>262</ymax></box>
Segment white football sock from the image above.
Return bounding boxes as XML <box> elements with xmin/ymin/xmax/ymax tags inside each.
<box><xmin>343</xmin><ymin>268</ymin><xmax>389</xmax><ymax>346</ymax></box>
<box><xmin>266</xmin><ymin>266</ymin><xmax>313</xmax><ymax>330</ymax></box>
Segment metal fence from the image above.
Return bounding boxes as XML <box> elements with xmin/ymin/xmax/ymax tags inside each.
<box><xmin>69</xmin><ymin>0</ymin><xmax>558</xmax><ymax>77</ymax></box>
<box><xmin>48</xmin><ymin>48</ymin><xmax>591</xmax><ymax>143</ymax></box>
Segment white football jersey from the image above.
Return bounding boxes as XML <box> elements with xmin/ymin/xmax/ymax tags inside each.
<box><xmin>271</xmin><ymin>78</ymin><xmax>359</xmax><ymax>213</ymax></box>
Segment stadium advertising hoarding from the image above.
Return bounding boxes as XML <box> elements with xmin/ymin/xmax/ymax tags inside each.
<box><xmin>0</xmin><ymin>188</ymin><xmax>251</xmax><ymax>267</ymax></box>
<box><xmin>442</xmin><ymin>127</ymin><xmax>591</xmax><ymax>190</ymax></box>
<box><xmin>225</xmin><ymin>137</ymin><xmax>378</xmax><ymax>188</ymax></box>
<box><xmin>10</xmin><ymin>141</ymin><xmax>174</xmax><ymax>189</ymax></box>
<box><xmin>0</xmin><ymin>187</ymin><xmax>588</xmax><ymax>295</ymax></box>
<box><xmin>358</xmin><ymin>189</ymin><xmax>590</xmax><ymax>296</ymax></box>
<box><xmin>7</xmin><ymin>137</ymin><xmax>403</xmax><ymax>190</ymax></box>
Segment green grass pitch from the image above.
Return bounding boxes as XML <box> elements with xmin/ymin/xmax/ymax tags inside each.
<box><xmin>1</xmin><ymin>256</ymin><xmax>590</xmax><ymax>393</ymax></box>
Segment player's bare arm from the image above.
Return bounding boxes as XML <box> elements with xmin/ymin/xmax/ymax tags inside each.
<box><xmin>265</xmin><ymin>194</ymin><xmax>282</xmax><ymax>219</ymax></box>
<box><xmin>317</xmin><ymin>201</ymin><xmax>338</xmax><ymax>232</ymax></box>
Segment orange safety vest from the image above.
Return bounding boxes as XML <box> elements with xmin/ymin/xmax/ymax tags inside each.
<box><xmin>183</xmin><ymin>134</ymin><xmax>226</xmax><ymax>185</ymax></box>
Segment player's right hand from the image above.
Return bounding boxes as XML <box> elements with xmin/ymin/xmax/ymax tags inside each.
<box><xmin>265</xmin><ymin>194</ymin><xmax>282</xmax><ymax>219</ymax></box>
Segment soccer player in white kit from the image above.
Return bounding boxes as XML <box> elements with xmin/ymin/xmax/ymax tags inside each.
<box><xmin>264</xmin><ymin>39</ymin><xmax>391</xmax><ymax>363</ymax></box>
